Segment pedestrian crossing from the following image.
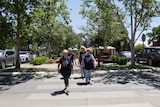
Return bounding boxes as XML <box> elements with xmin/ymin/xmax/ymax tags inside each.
<box><xmin>28</xmin><ymin>103</ymin><xmax>153</xmax><ymax>107</ymax></box>
<box><xmin>24</xmin><ymin>74</ymin><xmax>160</xmax><ymax>107</ymax></box>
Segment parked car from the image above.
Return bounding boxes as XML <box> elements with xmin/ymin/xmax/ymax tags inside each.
<box><xmin>136</xmin><ymin>47</ymin><xmax>160</xmax><ymax>66</ymax></box>
<box><xmin>119</xmin><ymin>51</ymin><xmax>131</xmax><ymax>60</ymax></box>
<box><xmin>0</xmin><ymin>50</ymin><xmax>15</xmax><ymax>69</ymax></box>
<box><xmin>20</xmin><ymin>51</ymin><xmax>34</xmax><ymax>62</ymax></box>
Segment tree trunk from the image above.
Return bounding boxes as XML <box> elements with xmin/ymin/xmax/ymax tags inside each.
<box><xmin>15</xmin><ymin>19</ymin><xmax>21</xmax><ymax>69</ymax></box>
<box><xmin>130</xmin><ymin>40</ymin><xmax>135</xmax><ymax>68</ymax></box>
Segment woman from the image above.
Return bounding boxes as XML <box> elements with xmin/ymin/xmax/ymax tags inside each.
<box><xmin>68</xmin><ymin>48</ymin><xmax>76</xmax><ymax>65</ymax></box>
<box><xmin>79</xmin><ymin>46</ymin><xmax>86</xmax><ymax>78</ymax></box>
<box><xmin>82</xmin><ymin>48</ymin><xmax>97</xmax><ymax>84</ymax></box>
<box><xmin>58</xmin><ymin>50</ymin><xmax>73</xmax><ymax>94</ymax></box>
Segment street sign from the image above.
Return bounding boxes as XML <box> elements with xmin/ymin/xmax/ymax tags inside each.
<box><xmin>142</xmin><ymin>34</ymin><xmax>146</xmax><ymax>42</ymax></box>
<box><xmin>29</xmin><ymin>44</ymin><xmax>32</xmax><ymax>49</ymax></box>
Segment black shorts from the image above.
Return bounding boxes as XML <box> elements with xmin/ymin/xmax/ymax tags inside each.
<box><xmin>60</xmin><ymin>70</ymin><xmax>71</xmax><ymax>78</ymax></box>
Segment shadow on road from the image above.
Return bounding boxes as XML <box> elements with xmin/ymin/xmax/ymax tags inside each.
<box><xmin>0</xmin><ymin>73</ymin><xmax>56</xmax><ymax>92</ymax></box>
<box><xmin>92</xmin><ymin>70</ymin><xmax>160</xmax><ymax>90</ymax></box>
<box><xmin>51</xmin><ymin>90</ymin><xmax>65</xmax><ymax>96</ymax></box>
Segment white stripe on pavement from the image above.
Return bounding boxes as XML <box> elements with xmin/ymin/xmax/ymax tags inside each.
<box><xmin>27</xmin><ymin>103</ymin><xmax>153</xmax><ymax>107</ymax></box>
<box><xmin>27</xmin><ymin>91</ymin><xmax>138</xmax><ymax>100</ymax></box>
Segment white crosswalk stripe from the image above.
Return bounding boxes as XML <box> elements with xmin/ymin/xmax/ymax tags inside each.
<box><xmin>25</xmin><ymin>75</ymin><xmax>157</xmax><ymax>107</ymax></box>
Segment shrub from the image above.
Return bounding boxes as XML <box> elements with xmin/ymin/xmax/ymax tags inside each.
<box><xmin>135</xmin><ymin>44</ymin><xmax>146</xmax><ymax>54</ymax></box>
<box><xmin>45</xmin><ymin>58</ymin><xmax>54</xmax><ymax>64</ymax></box>
<box><xmin>113</xmin><ymin>56</ymin><xmax>128</xmax><ymax>65</ymax></box>
<box><xmin>55</xmin><ymin>57</ymin><xmax>60</xmax><ymax>63</ymax></box>
<box><xmin>32</xmin><ymin>57</ymin><xmax>49</xmax><ymax>65</ymax></box>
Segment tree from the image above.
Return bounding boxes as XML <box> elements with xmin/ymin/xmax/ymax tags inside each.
<box><xmin>29</xmin><ymin>0</ymin><xmax>71</xmax><ymax>57</ymax></box>
<box><xmin>110</xmin><ymin>0</ymin><xmax>160</xmax><ymax>67</ymax></box>
<box><xmin>147</xmin><ymin>25</ymin><xmax>160</xmax><ymax>45</ymax></box>
<box><xmin>80</xmin><ymin>0</ymin><xmax>126</xmax><ymax>48</ymax></box>
<box><xmin>0</xmin><ymin>1</ymin><xmax>40</xmax><ymax>69</ymax></box>
<box><xmin>0</xmin><ymin>14</ymin><xmax>14</xmax><ymax>49</ymax></box>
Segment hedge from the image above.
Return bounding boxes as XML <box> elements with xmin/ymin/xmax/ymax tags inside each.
<box><xmin>113</xmin><ymin>56</ymin><xmax>128</xmax><ymax>65</ymax></box>
<box><xmin>32</xmin><ymin>56</ymin><xmax>49</xmax><ymax>65</ymax></box>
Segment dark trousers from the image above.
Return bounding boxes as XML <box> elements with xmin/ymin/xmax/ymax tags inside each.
<box><xmin>64</xmin><ymin>76</ymin><xmax>69</xmax><ymax>87</ymax></box>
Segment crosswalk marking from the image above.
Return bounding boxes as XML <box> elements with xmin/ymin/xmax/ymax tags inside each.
<box><xmin>88</xmin><ymin>103</ymin><xmax>154</xmax><ymax>107</ymax></box>
<box><xmin>27</xmin><ymin>103</ymin><xmax>153</xmax><ymax>107</ymax></box>
<box><xmin>27</xmin><ymin>91</ymin><xmax>138</xmax><ymax>100</ymax></box>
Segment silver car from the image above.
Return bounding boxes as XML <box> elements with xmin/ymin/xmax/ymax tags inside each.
<box><xmin>0</xmin><ymin>50</ymin><xmax>15</xmax><ymax>69</ymax></box>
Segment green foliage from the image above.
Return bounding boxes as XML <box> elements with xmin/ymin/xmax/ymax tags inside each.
<box><xmin>0</xmin><ymin>0</ymin><xmax>41</xmax><ymax>68</ymax></box>
<box><xmin>135</xmin><ymin>44</ymin><xmax>146</xmax><ymax>53</ymax></box>
<box><xmin>45</xmin><ymin>59</ymin><xmax>55</xmax><ymax>64</ymax></box>
<box><xmin>80</xmin><ymin>0</ymin><xmax>126</xmax><ymax>47</ymax></box>
<box><xmin>113</xmin><ymin>56</ymin><xmax>128</xmax><ymax>65</ymax></box>
<box><xmin>111</xmin><ymin>0</ymin><xmax>160</xmax><ymax>67</ymax></box>
<box><xmin>32</xmin><ymin>57</ymin><xmax>49</xmax><ymax>65</ymax></box>
<box><xmin>147</xmin><ymin>25</ymin><xmax>160</xmax><ymax>44</ymax></box>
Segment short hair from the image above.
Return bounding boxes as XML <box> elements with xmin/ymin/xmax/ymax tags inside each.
<box><xmin>68</xmin><ymin>48</ymin><xmax>72</xmax><ymax>51</ymax></box>
<box><xmin>80</xmin><ymin>46</ymin><xmax>86</xmax><ymax>50</ymax></box>
<box><xmin>63</xmin><ymin>49</ymin><xmax>68</xmax><ymax>53</ymax></box>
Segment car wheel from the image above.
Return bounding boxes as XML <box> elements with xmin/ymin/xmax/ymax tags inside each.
<box><xmin>13</xmin><ymin>60</ymin><xmax>16</xmax><ymax>66</ymax></box>
<box><xmin>148</xmin><ymin>58</ymin><xmax>153</xmax><ymax>66</ymax></box>
<box><xmin>26</xmin><ymin>58</ymin><xmax>29</xmax><ymax>62</ymax></box>
<box><xmin>1</xmin><ymin>61</ymin><xmax>6</xmax><ymax>69</ymax></box>
<box><xmin>136</xmin><ymin>57</ymin><xmax>139</xmax><ymax>63</ymax></box>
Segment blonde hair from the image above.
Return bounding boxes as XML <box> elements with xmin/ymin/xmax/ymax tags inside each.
<box><xmin>80</xmin><ymin>46</ymin><xmax>86</xmax><ymax>51</ymax></box>
<box><xmin>86</xmin><ymin>48</ymin><xmax>92</xmax><ymax>53</ymax></box>
<box><xmin>68</xmin><ymin>48</ymin><xmax>72</xmax><ymax>51</ymax></box>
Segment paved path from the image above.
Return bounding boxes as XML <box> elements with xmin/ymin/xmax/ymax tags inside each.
<box><xmin>0</xmin><ymin>70</ymin><xmax>160</xmax><ymax>107</ymax></box>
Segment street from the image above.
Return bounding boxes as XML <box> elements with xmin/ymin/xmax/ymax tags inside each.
<box><xmin>0</xmin><ymin>68</ymin><xmax>160</xmax><ymax>107</ymax></box>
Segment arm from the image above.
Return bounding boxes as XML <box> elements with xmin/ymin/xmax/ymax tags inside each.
<box><xmin>58</xmin><ymin>62</ymin><xmax>61</xmax><ymax>74</ymax></box>
<box><xmin>91</xmin><ymin>54</ymin><xmax>97</xmax><ymax>67</ymax></box>
<box><xmin>81</xmin><ymin>58</ymin><xmax>85</xmax><ymax>68</ymax></box>
<box><xmin>71</xmin><ymin>62</ymin><xmax>74</xmax><ymax>74</ymax></box>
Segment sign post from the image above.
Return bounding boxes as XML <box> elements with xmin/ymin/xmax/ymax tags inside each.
<box><xmin>142</xmin><ymin>34</ymin><xmax>146</xmax><ymax>62</ymax></box>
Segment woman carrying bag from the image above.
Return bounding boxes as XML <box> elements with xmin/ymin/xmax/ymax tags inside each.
<box><xmin>81</xmin><ymin>48</ymin><xmax>97</xmax><ymax>84</ymax></box>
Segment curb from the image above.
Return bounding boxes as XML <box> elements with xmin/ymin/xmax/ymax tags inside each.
<box><xmin>0</xmin><ymin>72</ymin><xmax>56</xmax><ymax>75</ymax></box>
<box><xmin>108</xmin><ymin>69</ymin><xmax>152</xmax><ymax>73</ymax></box>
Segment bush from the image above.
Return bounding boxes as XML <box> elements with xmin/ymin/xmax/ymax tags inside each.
<box><xmin>113</xmin><ymin>56</ymin><xmax>128</xmax><ymax>65</ymax></box>
<box><xmin>45</xmin><ymin>58</ymin><xmax>54</xmax><ymax>64</ymax></box>
<box><xmin>55</xmin><ymin>57</ymin><xmax>60</xmax><ymax>63</ymax></box>
<box><xmin>32</xmin><ymin>57</ymin><xmax>49</xmax><ymax>65</ymax></box>
<box><xmin>135</xmin><ymin>44</ymin><xmax>146</xmax><ymax>53</ymax></box>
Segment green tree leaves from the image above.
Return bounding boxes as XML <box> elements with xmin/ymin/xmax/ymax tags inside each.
<box><xmin>147</xmin><ymin>25</ymin><xmax>160</xmax><ymax>44</ymax></box>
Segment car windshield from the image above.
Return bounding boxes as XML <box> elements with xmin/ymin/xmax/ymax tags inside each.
<box><xmin>156</xmin><ymin>49</ymin><xmax>160</xmax><ymax>53</ymax></box>
<box><xmin>20</xmin><ymin>52</ymin><xmax>28</xmax><ymax>55</ymax></box>
<box><xmin>0</xmin><ymin>51</ymin><xmax>4</xmax><ymax>56</ymax></box>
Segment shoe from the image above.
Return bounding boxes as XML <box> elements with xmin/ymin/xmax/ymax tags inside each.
<box><xmin>65</xmin><ymin>88</ymin><xmax>70</xmax><ymax>95</ymax></box>
<box><xmin>87</xmin><ymin>81</ymin><xmax>92</xmax><ymax>85</ymax></box>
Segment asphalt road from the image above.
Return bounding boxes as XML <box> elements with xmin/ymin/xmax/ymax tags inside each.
<box><xmin>0</xmin><ymin>69</ymin><xmax>160</xmax><ymax>107</ymax></box>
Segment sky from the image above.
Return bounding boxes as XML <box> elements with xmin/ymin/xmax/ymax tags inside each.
<box><xmin>67</xmin><ymin>0</ymin><xmax>160</xmax><ymax>46</ymax></box>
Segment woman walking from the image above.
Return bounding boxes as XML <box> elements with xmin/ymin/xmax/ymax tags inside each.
<box><xmin>79</xmin><ymin>46</ymin><xmax>86</xmax><ymax>78</ymax></box>
<box><xmin>82</xmin><ymin>48</ymin><xmax>97</xmax><ymax>84</ymax></box>
<box><xmin>58</xmin><ymin>50</ymin><xmax>73</xmax><ymax>94</ymax></box>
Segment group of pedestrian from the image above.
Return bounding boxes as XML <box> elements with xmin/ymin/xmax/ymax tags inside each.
<box><xmin>58</xmin><ymin>46</ymin><xmax>97</xmax><ymax>94</ymax></box>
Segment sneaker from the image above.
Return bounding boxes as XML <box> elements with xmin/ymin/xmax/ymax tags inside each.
<box><xmin>87</xmin><ymin>81</ymin><xmax>92</xmax><ymax>85</ymax></box>
<box><xmin>65</xmin><ymin>88</ymin><xmax>70</xmax><ymax>95</ymax></box>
